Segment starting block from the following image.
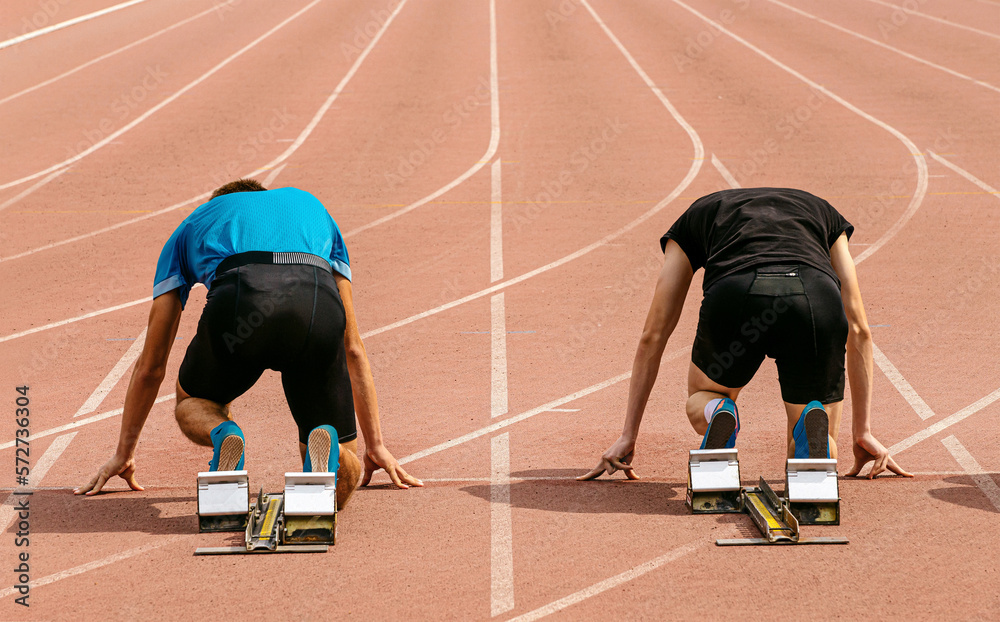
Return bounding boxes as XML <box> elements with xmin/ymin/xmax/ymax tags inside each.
<box><xmin>194</xmin><ymin>471</ymin><xmax>337</xmax><ymax>555</ymax></box>
<box><xmin>715</xmin><ymin>477</ymin><xmax>847</xmax><ymax>546</ymax></box>
<box><xmin>686</xmin><ymin>449</ymin><xmax>742</xmax><ymax>513</ymax></box>
<box><xmin>196</xmin><ymin>470</ymin><xmax>249</xmax><ymax>532</ymax></box>
<box><xmin>785</xmin><ymin>458</ymin><xmax>840</xmax><ymax>525</ymax></box>
<box><xmin>687</xmin><ymin>452</ymin><xmax>848</xmax><ymax>546</ymax></box>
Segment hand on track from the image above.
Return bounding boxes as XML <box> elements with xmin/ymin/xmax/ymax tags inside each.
<box><xmin>361</xmin><ymin>444</ymin><xmax>423</xmax><ymax>489</ymax></box>
<box><xmin>577</xmin><ymin>436</ymin><xmax>639</xmax><ymax>480</ymax></box>
<box><xmin>845</xmin><ymin>432</ymin><xmax>912</xmax><ymax>479</ymax></box>
<box><xmin>74</xmin><ymin>454</ymin><xmax>144</xmax><ymax>495</ymax></box>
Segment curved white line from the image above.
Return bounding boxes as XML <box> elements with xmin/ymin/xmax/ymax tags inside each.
<box><xmin>0</xmin><ymin>3</ymin><xmax>233</xmax><ymax>107</ymax></box>
<box><xmin>342</xmin><ymin>0</ymin><xmax>500</xmax><ymax>239</ymax></box>
<box><xmin>0</xmin><ymin>0</ymin><xmax>150</xmax><ymax>51</ymax></box>
<box><xmin>859</xmin><ymin>0</ymin><xmax>1000</xmax><ymax>42</ymax></box>
<box><xmin>0</xmin><ymin>0</ymin><xmax>324</xmax><ymax>192</ymax></box>
<box><xmin>668</xmin><ymin>0</ymin><xmax>927</xmax><ymax>266</ymax></box>
<box><xmin>0</xmin><ymin>0</ymin><xmax>411</xmax><ymax>264</ymax></box>
<box><xmin>0</xmin><ymin>166</ymin><xmax>70</xmax><ymax>213</ymax></box>
<box><xmin>361</xmin><ymin>0</ymin><xmax>705</xmax><ymax>339</ymax></box>
<box><xmin>766</xmin><ymin>0</ymin><xmax>1000</xmax><ymax>96</ymax></box>
<box><xmin>0</xmin><ymin>296</ymin><xmax>152</xmax><ymax>343</ymax></box>
<box><xmin>1</xmin><ymin>0</ymin><xmax>704</xmax><ymax>347</ymax></box>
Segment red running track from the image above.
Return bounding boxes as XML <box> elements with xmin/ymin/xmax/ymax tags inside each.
<box><xmin>1</xmin><ymin>0</ymin><xmax>999</xmax><ymax>619</ymax></box>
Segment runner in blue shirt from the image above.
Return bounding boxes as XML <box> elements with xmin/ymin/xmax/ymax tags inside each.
<box><xmin>77</xmin><ymin>179</ymin><xmax>421</xmax><ymax>506</ymax></box>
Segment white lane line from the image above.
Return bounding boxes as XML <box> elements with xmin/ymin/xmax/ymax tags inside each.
<box><xmin>4</xmin><ymin>0</ymin><xmax>699</xmax><ymax>348</ymax></box>
<box><xmin>492</xmin><ymin>293</ymin><xmax>509</xmax><ymax>418</ymax></box>
<box><xmin>491</xmin><ymin>433</ymin><xmax>515</xmax><ymax>617</ymax></box>
<box><xmin>905</xmin><ymin>471</ymin><xmax>966</xmax><ymax>476</ymax></box>
<box><xmin>0</xmin><ymin>536</ymin><xmax>185</xmax><ymax>600</ymax></box>
<box><xmin>941</xmin><ymin>435</ymin><xmax>1000</xmax><ymax>511</ymax></box>
<box><xmin>0</xmin><ymin>296</ymin><xmax>151</xmax><ymax>343</ymax></box>
<box><xmin>858</xmin><ymin>0</ymin><xmax>1000</xmax><ymax>42</ymax></box>
<box><xmin>0</xmin><ymin>167</ymin><xmax>71</xmax><ymax>213</ymax></box>
<box><xmin>1</xmin><ymin>0</ymin><xmax>406</xmax><ymax>263</ymax></box>
<box><xmin>506</xmin><ymin>540</ymin><xmax>703</xmax><ymax>622</ymax></box>
<box><xmin>0</xmin><ymin>394</ymin><xmax>174</xmax><ymax>451</ymax></box>
<box><xmin>75</xmin><ymin>328</ymin><xmax>147</xmax><ymax>417</ymax></box>
<box><xmin>764</xmin><ymin>0</ymin><xmax>1000</xmax><ymax>95</ymax></box>
<box><xmin>0</xmin><ymin>0</ymin><xmax>150</xmax><ymax>50</ymax></box>
<box><xmin>399</xmin><ymin>348</ymin><xmax>689</xmax><ymax>466</ymax></box>
<box><xmin>0</xmin><ymin>3</ymin><xmax>234</xmax><ymax>106</ymax></box>
<box><xmin>343</xmin><ymin>0</ymin><xmax>499</xmax><ymax>239</ymax></box>
<box><xmin>247</xmin><ymin>0</ymin><xmax>411</xmax><ymax>182</ymax></box>
<box><xmin>0</xmin><ymin>196</ymin><xmax>208</xmax><ymax>263</ymax></box>
<box><xmin>1</xmin><ymin>486</ymin><xmax>89</xmax><ymax>491</ymax></box>
<box><xmin>890</xmin><ymin>385</ymin><xmax>1000</xmax><ymax>455</ymax></box>
<box><xmin>872</xmin><ymin>342</ymin><xmax>935</xmax><ymax>420</ymax></box>
<box><xmin>0</xmin><ymin>0</ymin><xmax>324</xmax><ymax>192</ymax></box>
<box><xmin>261</xmin><ymin>163</ymin><xmax>288</xmax><ymax>188</ymax></box>
<box><xmin>710</xmin><ymin>154</ymin><xmax>740</xmax><ymax>188</ymax></box>
<box><xmin>364</xmin><ymin>0</ymin><xmax>704</xmax><ymax>340</ymax></box>
<box><xmin>0</xmin><ymin>433</ymin><xmax>77</xmax><ymax>533</ymax></box>
<box><xmin>402</xmin><ymin>373</ymin><xmax>629</xmax><ymax>465</ymax></box>
<box><xmin>670</xmin><ymin>0</ymin><xmax>928</xmax><ymax>268</ymax></box>
<box><xmin>491</xmin><ymin>158</ymin><xmax>504</xmax><ymax>282</ymax></box>
<box><xmin>928</xmin><ymin>151</ymin><xmax>1000</xmax><ymax>198</ymax></box>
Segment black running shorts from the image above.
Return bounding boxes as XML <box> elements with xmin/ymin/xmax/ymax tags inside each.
<box><xmin>177</xmin><ymin>262</ymin><xmax>357</xmax><ymax>444</ymax></box>
<box><xmin>691</xmin><ymin>264</ymin><xmax>848</xmax><ymax>404</ymax></box>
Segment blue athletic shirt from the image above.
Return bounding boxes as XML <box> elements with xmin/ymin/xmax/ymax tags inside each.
<box><xmin>153</xmin><ymin>187</ymin><xmax>351</xmax><ymax>308</ymax></box>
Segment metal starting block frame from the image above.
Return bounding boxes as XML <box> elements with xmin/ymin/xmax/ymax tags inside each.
<box><xmin>687</xmin><ymin>450</ymin><xmax>848</xmax><ymax>546</ymax></box>
<box><xmin>195</xmin><ymin>472</ymin><xmax>337</xmax><ymax>556</ymax></box>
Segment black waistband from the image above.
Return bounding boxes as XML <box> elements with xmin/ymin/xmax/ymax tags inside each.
<box><xmin>216</xmin><ymin>251</ymin><xmax>332</xmax><ymax>278</ymax></box>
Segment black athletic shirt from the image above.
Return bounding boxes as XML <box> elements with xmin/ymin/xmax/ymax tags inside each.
<box><xmin>660</xmin><ymin>188</ymin><xmax>853</xmax><ymax>291</ymax></box>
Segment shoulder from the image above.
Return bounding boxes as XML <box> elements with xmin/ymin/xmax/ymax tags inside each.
<box><xmin>271</xmin><ymin>187</ymin><xmax>323</xmax><ymax>205</ymax></box>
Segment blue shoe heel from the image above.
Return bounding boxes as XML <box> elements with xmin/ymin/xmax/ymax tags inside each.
<box><xmin>209</xmin><ymin>420</ymin><xmax>245</xmax><ymax>471</ymax></box>
<box><xmin>700</xmin><ymin>398</ymin><xmax>740</xmax><ymax>450</ymax></box>
<box><xmin>304</xmin><ymin>425</ymin><xmax>340</xmax><ymax>473</ymax></box>
<box><xmin>792</xmin><ymin>401</ymin><xmax>829</xmax><ymax>459</ymax></box>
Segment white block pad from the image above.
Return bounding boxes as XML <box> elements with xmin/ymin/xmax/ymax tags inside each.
<box><xmin>786</xmin><ymin>459</ymin><xmax>839</xmax><ymax>502</ymax></box>
<box><xmin>197</xmin><ymin>470</ymin><xmax>249</xmax><ymax>516</ymax></box>
<box><xmin>689</xmin><ymin>449</ymin><xmax>741</xmax><ymax>492</ymax></box>
<box><xmin>283</xmin><ymin>472</ymin><xmax>337</xmax><ymax>516</ymax></box>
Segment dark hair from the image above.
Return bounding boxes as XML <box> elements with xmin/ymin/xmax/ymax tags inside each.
<box><xmin>211</xmin><ymin>178</ymin><xmax>266</xmax><ymax>199</ymax></box>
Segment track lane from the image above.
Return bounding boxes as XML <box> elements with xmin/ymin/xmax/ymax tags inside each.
<box><xmin>3</xmin><ymin>0</ymin><xmax>1000</xmax><ymax>618</ymax></box>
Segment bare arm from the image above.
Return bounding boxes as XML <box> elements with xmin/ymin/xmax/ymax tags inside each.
<box><xmin>579</xmin><ymin>241</ymin><xmax>695</xmax><ymax>480</ymax></box>
<box><xmin>829</xmin><ymin>234</ymin><xmax>911</xmax><ymax>478</ymax></box>
<box><xmin>830</xmin><ymin>234</ymin><xmax>874</xmax><ymax>438</ymax></box>
<box><xmin>334</xmin><ymin>274</ymin><xmax>421</xmax><ymax>489</ymax></box>
<box><xmin>75</xmin><ymin>291</ymin><xmax>183</xmax><ymax>494</ymax></box>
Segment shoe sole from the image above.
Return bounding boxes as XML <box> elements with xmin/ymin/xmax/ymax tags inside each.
<box><xmin>218</xmin><ymin>434</ymin><xmax>244</xmax><ymax>471</ymax></box>
<box><xmin>804</xmin><ymin>408</ymin><xmax>829</xmax><ymax>459</ymax></box>
<box><xmin>704</xmin><ymin>411</ymin><xmax>736</xmax><ymax>450</ymax></box>
<box><xmin>308</xmin><ymin>427</ymin><xmax>333</xmax><ymax>473</ymax></box>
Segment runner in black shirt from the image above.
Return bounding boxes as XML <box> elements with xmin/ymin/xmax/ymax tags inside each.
<box><xmin>580</xmin><ymin>188</ymin><xmax>910</xmax><ymax>480</ymax></box>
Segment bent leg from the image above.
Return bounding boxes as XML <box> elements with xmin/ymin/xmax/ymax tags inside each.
<box><xmin>298</xmin><ymin>438</ymin><xmax>362</xmax><ymax>509</ymax></box>
<box><xmin>175</xmin><ymin>380</ymin><xmax>232</xmax><ymax>446</ymax></box>
<box><xmin>783</xmin><ymin>400</ymin><xmax>843</xmax><ymax>459</ymax></box>
<box><xmin>686</xmin><ymin>362</ymin><xmax>742</xmax><ymax>435</ymax></box>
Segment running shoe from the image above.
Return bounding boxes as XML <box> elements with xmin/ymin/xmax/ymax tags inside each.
<box><xmin>209</xmin><ymin>420</ymin><xmax>245</xmax><ymax>471</ymax></box>
<box><xmin>700</xmin><ymin>398</ymin><xmax>740</xmax><ymax>450</ymax></box>
<box><xmin>303</xmin><ymin>425</ymin><xmax>340</xmax><ymax>473</ymax></box>
<box><xmin>792</xmin><ymin>401</ymin><xmax>829</xmax><ymax>459</ymax></box>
